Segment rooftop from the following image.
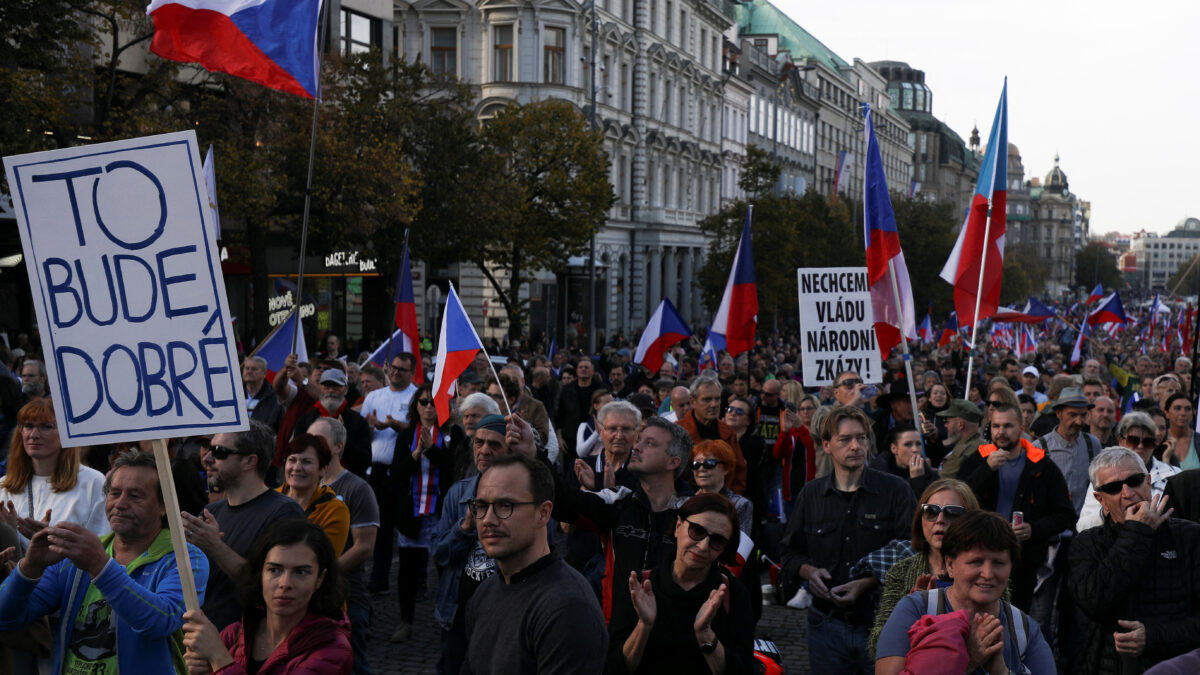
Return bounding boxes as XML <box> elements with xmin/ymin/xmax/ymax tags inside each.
<box><xmin>734</xmin><ymin>0</ymin><xmax>851</xmax><ymax>81</ymax></box>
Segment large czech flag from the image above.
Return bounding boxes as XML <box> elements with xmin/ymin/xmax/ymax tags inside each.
<box><xmin>431</xmin><ymin>284</ymin><xmax>485</xmax><ymax>426</ymax></box>
<box><xmin>707</xmin><ymin>207</ymin><xmax>758</xmax><ymax>358</ymax></box>
<box><xmin>1087</xmin><ymin>292</ymin><xmax>1128</xmax><ymax>326</ymax></box>
<box><xmin>635</xmin><ymin>298</ymin><xmax>693</xmax><ymax>375</ymax></box>
<box><xmin>147</xmin><ymin>0</ymin><xmax>323</xmax><ymax>99</ymax></box>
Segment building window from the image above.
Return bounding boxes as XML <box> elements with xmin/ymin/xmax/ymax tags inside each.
<box><xmin>340</xmin><ymin>9</ymin><xmax>380</xmax><ymax>57</ymax></box>
<box><xmin>543</xmin><ymin>27</ymin><xmax>565</xmax><ymax>84</ymax></box>
<box><xmin>430</xmin><ymin>27</ymin><xmax>457</xmax><ymax>77</ymax></box>
<box><xmin>493</xmin><ymin>24</ymin><xmax>514</xmax><ymax>82</ymax></box>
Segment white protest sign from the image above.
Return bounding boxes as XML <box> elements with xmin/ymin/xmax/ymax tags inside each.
<box><xmin>4</xmin><ymin>131</ymin><xmax>248</xmax><ymax>445</ymax></box>
<box><xmin>797</xmin><ymin>267</ymin><xmax>882</xmax><ymax>386</ymax></box>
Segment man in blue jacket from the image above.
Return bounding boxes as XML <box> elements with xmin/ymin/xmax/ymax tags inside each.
<box><xmin>0</xmin><ymin>449</ymin><xmax>208</xmax><ymax>674</ymax></box>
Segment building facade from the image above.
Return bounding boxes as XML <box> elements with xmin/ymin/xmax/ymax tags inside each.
<box><xmin>1026</xmin><ymin>155</ymin><xmax>1090</xmax><ymax>295</ymax></box>
<box><xmin>1131</xmin><ymin>218</ymin><xmax>1200</xmax><ymax>291</ymax></box>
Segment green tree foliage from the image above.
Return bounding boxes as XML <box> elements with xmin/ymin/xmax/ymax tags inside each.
<box><xmin>476</xmin><ymin>99</ymin><xmax>614</xmax><ymax>337</ymax></box>
<box><xmin>1167</xmin><ymin>254</ymin><xmax>1200</xmax><ymax>296</ymax></box>
<box><xmin>1002</xmin><ymin>243</ymin><xmax>1051</xmax><ymax>301</ymax></box>
<box><xmin>738</xmin><ymin>145</ymin><xmax>780</xmax><ymax>198</ymax></box>
<box><xmin>1074</xmin><ymin>242</ymin><xmax>1123</xmax><ymax>292</ymax></box>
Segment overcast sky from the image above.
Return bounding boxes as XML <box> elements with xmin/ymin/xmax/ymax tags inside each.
<box><xmin>773</xmin><ymin>0</ymin><xmax>1197</xmax><ymax>236</ymax></box>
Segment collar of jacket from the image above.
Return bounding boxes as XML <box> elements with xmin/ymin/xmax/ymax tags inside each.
<box><xmin>978</xmin><ymin>437</ymin><xmax>1044</xmax><ymax>463</ymax></box>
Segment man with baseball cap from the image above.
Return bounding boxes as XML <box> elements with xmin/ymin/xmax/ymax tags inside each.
<box><xmin>935</xmin><ymin>399</ymin><xmax>984</xmax><ymax>479</ymax></box>
<box><xmin>294</xmin><ymin>367</ymin><xmax>372</xmax><ymax>478</ymax></box>
<box><xmin>1036</xmin><ymin>387</ymin><xmax>1100</xmax><ymax>514</ymax></box>
<box><xmin>1019</xmin><ymin>366</ymin><xmax>1047</xmax><ymax>405</ymax></box>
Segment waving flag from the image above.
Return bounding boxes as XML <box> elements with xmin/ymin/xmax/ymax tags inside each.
<box><xmin>832</xmin><ymin>151</ymin><xmax>852</xmax><ymax>201</ymax></box>
<box><xmin>1018</xmin><ymin>325</ymin><xmax>1037</xmax><ymax>358</ymax></box>
<box><xmin>1148</xmin><ymin>294</ymin><xmax>1163</xmax><ymax>337</ymax></box>
<box><xmin>635</xmin><ymin>298</ymin><xmax>693</xmax><ymax>374</ymax></box>
<box><xmin>863</xmin><ymin>104</ymin><xmax>916</xmax><ymax>359</ymax></box>
<box><xmin>916</xmin><ymin>313</ymin><xmax>932</xmax><ymax>343</ymax></box>
<box><xmin>707</xmin><ymin>207</ymin><xmax>758</xmax><ymax>358</ymax></box>
<box><xmin>940</xmin><ymin>79</ymin><xmax>1008</xmax><ymax>328</ymax></box>
<box><xmin>993</xmin><ymin>297</ymin><xmax>1057</xmax><ymax>324</ymax></box>
<box><xmin>431</xmin><ymin>284</ymin><xmax>486</xmax><ymax>426</ymax></box>
<box><xmin>147</xmin><ymin>0</ymin><xmax>323</xmax><ymax>98</ymax></box>
<box><xmin>1087</xmin><ymin>292</ymin><xmax>1128</xmax><ymax>326</ymax></box>
<box><xmin>938</xmin><ymin>312</ymin><xmax>959</xmax><ymax>348</ymax></box>
<box><xmin>248</xmin><ymin>307</ymin><xmax>308</xmax><ymax>376</ymax></box>
<box><xmin>1085</xmin><ymin>284</ymin><xmax>1104</xmax><ymax>305</ymax></box>
<box><xmin>1070</xmin><ymin>323</ymin><xmax>1089</xmax><ymax>366</ymax></box>
<box><xmin>391</xmin><ymin>238</ymin><xmax>424</xmax><ymax>383</ymax></box>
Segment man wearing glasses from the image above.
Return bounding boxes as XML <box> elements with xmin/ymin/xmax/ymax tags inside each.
<box><xmin>1068</xmin><ymin>447</ymin><xmax>1200</xmax><ymax>673</ymax></box>
<box><xmin>1077</xmin><ymin>412</ymin><xmax>1180</xmax><ymax>531</ymax></box>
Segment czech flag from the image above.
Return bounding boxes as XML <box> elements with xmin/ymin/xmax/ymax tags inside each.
<box><xmin>938</xmin><ymin>312</ymin><xmax>959</xmax><ymax>348</ymax></box>
<box><xmin>1070</xmin><ymin>322</ymin><xmax>1089</xmax><ymax>366</ymax></box>
<box><xmin>248</xmin><ymin>307</ymin><xmax>308</xmax><ymax>377</ymax></box>
<box><xmin>1018</xmin><ymin>325</ymin><xmax>1037</xmax><ymax>358</ymax></box>
<box><xmin>916</xmin><ymin>313</ymin><xmax>932</xmax><ymax>343</ymax></box>
<box><xmin>992</xmin><ymin>297</ymin><xmax>1057</xmax><ymax>324</ymax></box>
<box><xmin>1087</xmin><ymin>292</ymin><xmax>1128</xmax><ymax>326</ymax></box>
<box><xmin>393</xmin><ymin>238</ymin><xmax>424</xmax><ymax>383</ymax></box>
<box><xmin>940</xmin><ymin>79</ymin><xmax>1008</xmax><ymax>329</ymax></box>
<box><xmin>706</xmin><ymin>207</ymin><xmax>758</xmax><ymax>358</ymax></box>
<box><xmin>431</xmin><ymin>284</ymin><xmax>486</xmax><ymax>426</ymax></box>
<box><xmin>1085</xmin><ymin>284</ymin><xmax>1104</xmax><ymax>305</ymax></box>
<box><xmin>863</xmin><ymin>104</ymin><xmax>916</xmax><ymax>360</ymax></box>
<box><xmin>147</xmin><ymin>0</ymin><xmax>323</xmax><ymax>99</ymax></box>
<box><xmin>635</xmin><ymin>298</ymin><xmax>693</xmax><ymax>375</ymax></box>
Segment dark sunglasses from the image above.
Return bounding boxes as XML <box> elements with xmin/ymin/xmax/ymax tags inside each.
<box><xmin>838</xmin><ymin>379</ymin><xmax>863</xmax><ymax>389</ymax></box>
<box><xmin>1122</xmin><ymin>435</ymin><xmax>1156</xmax><ymax>449</ymax></box>
<box><xmin>920</xmin><ymin>504</ymin><xmax>966</xmax><ymax>521</ymax></box>
<box><xmin>683</xmin><ymin>519</ymin><xmax>729</xmax><ymax>550</ymax></box>
<box><xmin>692</xmin><ymin>458</ymin><xmax>721</xmax><ymax>471</ymax></box>
<box><xmin>725</xmin><ymin>407</ymin><xmax>748</xmax><ymax>416</ymax></box>
<box><xmin>1096</xmin><ymin>472</ymin><xmax>1147</xmax><ymax>495</ymax></box>
<box><xmin>985</xmin><ymin>400</ymin><xmax>1004</xmax><ymax>407</ymax></box>
<box><xmin>209</xmin><ymin>444</ymin><xmax>251</xmax><ymax>460</ymax></box>
<box><xmin>416</xmin><ymin>398</ymin><xmax>434</xmax><ymax>406</ymax></box>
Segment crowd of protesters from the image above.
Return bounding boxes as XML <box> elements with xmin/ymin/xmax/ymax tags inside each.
<box><xmin>2</xmin><ymin>316</ymin><xmax>1200</xmax><ymax>674</ymax></box>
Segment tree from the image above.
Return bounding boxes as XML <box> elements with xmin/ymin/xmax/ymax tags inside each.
<box><xmin>1167</xmin><ymin>254</ymin><xmax>1200</xmax><ymax>296</ymax></box>
<box><xmin>1074</xmin><ymin>242</ymin><xmax>1123</xmax><ymax>292</ymax></box>
<box><xmin>1003</xmin><ymin>243</ymin><xmax>1051</xmax><ymax>299</ymax></box>
<box><xmin>738</xmin><ymin>144</ymin><xmax>780</xmax><ymax>198</ymax></box>
<box><xmin>889</xmin><ymin>196</ymin><xmax>958</xmax><ymax>316</ymax></box>
<box><xmin>473</xmin><ymin>99</ymin><xmax>614</xmax><ymax>338</ymax></box>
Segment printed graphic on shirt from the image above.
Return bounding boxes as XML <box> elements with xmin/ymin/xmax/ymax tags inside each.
<box><xmin>62</xmin><ymin>584</ymin><xmax>117</xmax><ymax>675</ymax></box>
<box><xmin>463</xmin><ymin>540</ymin><xmax>497</xmax><ymax>582</ymax></box>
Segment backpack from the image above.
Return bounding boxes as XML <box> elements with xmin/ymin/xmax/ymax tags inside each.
<box><xmin>1036</xmin><ymin>432</ymin><xmax>1096</xmax><ymax>463</ymax></box>
<box><xmin>921</xmin><ymin>587</ymin><xmax>1031</xmax><ymax>674</ymax></box>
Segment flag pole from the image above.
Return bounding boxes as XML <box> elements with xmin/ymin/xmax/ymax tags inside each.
<box><xmin>290</xmin><ymin>4</ymin><xmax>328</xmax><ymax>355</ymax></box>
<box><xmin>962</xmin><ymin>204</ymin><xmax>995</xmax><ymax>399</ymax></box>
<box><xmin>385</xmin><ymin>229</ymin><xmax>411</xmax><ymax>368</ymax></box>
<box><xmin>886</xmin><ymin>259</ymin><xmax>924</xmax><ymax>457</ymax></box>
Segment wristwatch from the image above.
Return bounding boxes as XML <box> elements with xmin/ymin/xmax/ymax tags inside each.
<box><xmin>699</xmin><ymin>640</ymin><xmax>717</xmax><ymax>655</ymax></box>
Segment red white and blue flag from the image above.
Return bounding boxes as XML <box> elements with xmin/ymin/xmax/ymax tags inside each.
<box><xmin>147</xmin><ymin>0</ymin><xmax>323</xmax><ymax>99</ymax></box>
<box><xmin>992</xmin><ymin>297</ymin><xmax>1057</xmax><ymax>324</ymax></box>
<box><xmin>940</xmin><ymin>79</ymin><xmax>1008</xmax><ymax>328</ymax></box>
<box><xmin>247</xmin><ymin>307</ymin><xmax>308</xmax><ymax>377</ymax></box>
<box><xmin>1087</xmin><ymin>292</ymin><xmax>1128</xmax><ymax>326</ymax></box>
<box><xmin>863</xmin><ymin>104</ymin><xmax>916</xmax><ymax>359</ymax></box>
<box><xmin>395</xmin><ymin>239</ymin><xmax>423</xmax><ymax>382</ymax></box>
<box><xmin>431</xmin><ymin>284</ymin><xmax>486</xmax><ymax>426</ymax></box>
<box><xmin>1017</xmin><ymin>325</ymin><xmax>1037</xmax><ymax>358</ymax></box>
<box><xmin>938</xmin><ymin>312</ymin><xmax>959</xmax><ymax>348</ymax></box>
<box><xmin>916</xmin><ymin>312</ymin><xmax>932</xmax><ymax>343</ymax></box>
<box><xmin>636</xmin><ymin>298</ymin><xmax>693</xmax><ymax>375</ymax></box>
<box><xmin>706</xmin><ymin>207</ymin><xmax>758</xmax><ymax>359</ymax></box>
<box><xmin>1085</xmin><ymin>284</ymin><xmax>1104</xmax><ymax>305</ymax></box>
<box><xmin>1070</xmin><ymin>322</ymin><xmax>1089</xmax><ymax>366</ymax></box>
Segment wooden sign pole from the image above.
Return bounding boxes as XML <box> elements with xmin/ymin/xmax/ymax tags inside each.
<box><xmin>151</xmin><ymin>438</ymin><xmax>200</xmax><ymax>611</ymax></box>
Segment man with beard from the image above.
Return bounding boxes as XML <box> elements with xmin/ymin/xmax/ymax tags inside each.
<box><xmin>181</xmin><ymin>421</ymin><xmax>304</xmax><ymax>630</ymax></box>
<box><xmin>293</xmin><ymin>368</ymin><xmax>371</xmax><ymax>477</ymax></box>
<box><xmin>0</xmin><ymin>451</ymin><xmax>211</xmax><ymax>674</ymax></box>
<box><xmin>958</xmin><ymin>403</ymin><xmax>1076</xmax><ymax>612</ymax></box>
<box><xmin>1036</xmin><ymin>388</ymin><xmax>1100</xmax><ymax>514</ymax></box>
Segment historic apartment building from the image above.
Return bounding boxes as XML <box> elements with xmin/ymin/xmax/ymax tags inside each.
<box><xmin>1025</xmin><ymin>155</ymin><xmax>1090</xmax><ymax>295</ymax></box>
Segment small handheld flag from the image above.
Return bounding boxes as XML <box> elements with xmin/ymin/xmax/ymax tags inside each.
<box><xmin>431</xmin><ymin>284</ymin><xmax>487</xmax><ymax>426</ymax></box>
<box><xmin>635</xmin><ymin>298</ymin><xmax>693</xmax><ymax>375</ymax></box>
<box><xmin>248</xmin><ymin>307</ymin><xmax>308</xmax><ymax>376</ymax></box>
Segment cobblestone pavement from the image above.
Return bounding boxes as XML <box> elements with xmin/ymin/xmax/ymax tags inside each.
<box><xmin>366</xmin><ymin>558</ymin><xmax>811</xmax><ymax>674</ymax></box>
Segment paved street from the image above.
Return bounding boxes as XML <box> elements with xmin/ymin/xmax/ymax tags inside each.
<box><xmin>366</xmin><ymin>557</ymin><xmax>810</xmax><ymax>674</ymax></box>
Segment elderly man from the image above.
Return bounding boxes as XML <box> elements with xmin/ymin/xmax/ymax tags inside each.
<box><xmin>449</xmin><ymin>392</ymin><xmax>502</xmax><ymax>482</ymax></box>
<box><xmin>1069</xmin><ymin>448</ymin><xmax>1200</xmax><ymax>673</ymax></box>
<box><xmin>660</xmin><ymin>385</ymin><xmax>692</xmax><ymax>423</ymax></box>
<box><xmin>1088</xmin><ymin>395</ymin><xmax>1118</xmax><ymax>447</ymax></box>
<box><xmin>294</xmin><ymin>367</ymin><xmax>371</xmax><ymax>477</ymax></box>
<box><xmin>242</xmin><ymin>355</ymin><xmax>282</xmax><ymax>431</ymax></box>
<box><xmin>0</xmin><ymin>451</ymin><xmax>210</xmax><ymax>673</ymax></box>
<box><xmin>1036</xmin><ymin>387</ymin><xmax>1101</xmax><ymax>514</ymax></box>
<box><xmin>678</xmin><ymin>373</ymin><xmax>747</xmax><ymax>493</ymax></box>
<box><xmin>573</xmin><ymin>400</ymin><xmax>640</xmax><ymax>491</ymax></box>
<box><xmin>1081</xmin><ymin>358</ymin><xmax>1103</xmax><ymax>380</ymax></box>
<box><xmin>1077</xmin><ymin>412</ymin><xmax>1181</xmax><ymax>531</ymax></box>
<box><xmin>19</xmin><ymin>358</ymin><xmax>47</xmax><ymax>401</ymax></box>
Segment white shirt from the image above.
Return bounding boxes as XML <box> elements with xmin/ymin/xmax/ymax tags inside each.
<box><xmin>360</xmin><ymin>384</ymin><xmax>417</xmax><ymax>464</ymax></box>
<box><xmin>0</xmin><ymin>466</ymin><xmax>110</xmax><ymax>547</ymax></box>
<box><xmin>1075</xmin><ymin>458</ymin><xmax>1181</xmax><ymax>532</ymax></box>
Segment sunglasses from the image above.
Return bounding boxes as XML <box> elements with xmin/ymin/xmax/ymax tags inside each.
<box><xmin>416</xmin><ymin>398</ymin><xmax>434</xmax><ymax>406</ymax></box>
<box><xmin>683</xmin><ymin>518</ymin><xmax>729</xmax><ymax>550</ymax></box>
<box><xmin>210</xmin><ymin>444</ymin><xmax>251</xmax><ymax>460</ymax></box>
<box><xmin>725</xmin><ymin>407</ymin><xmax>748</xmax><ymax>416</ymax></box>
<box><xmin>838</xmin><ymin>379</ymin><xmax>863</xmax><ymax>389</ymax></box>
<box><xmin>920</xmin><ymin>503</ymin><xmax>966</xmax><ymax>521</ymax></box>
<box><xmin>692</xmin><ymin>458</ymin><xmax>721</xmax><ymax>471</ymax></box>
<box><xmin>1096</xmin><ymin>472</ymin><xmax>1147</xmax><ymax>495</ymax></box>
<box><xmin>1122</xmin><ymin>435</ymin><xmax>1156</xmax><ymax>449</ymax></box>
<box><xmin>985</xmin><ymin>400</ymin><xmax>1004</xmax><ymax>407</ymax></box>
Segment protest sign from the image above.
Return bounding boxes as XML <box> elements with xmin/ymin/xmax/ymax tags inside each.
<box><xmin>4</xmin><ymin>131</ymin><xmax>247</xmax><ymax>445</ymax></box>
<box><xmin>797</xmin><ymin>267</ymin><xmax>882</xmax><ymax>386</ymax></box>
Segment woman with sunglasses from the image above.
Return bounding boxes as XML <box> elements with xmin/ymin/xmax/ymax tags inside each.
<box><xmin>868</xmin><ymin>479</ymin><xmax>982</xmax><ymax>657</ymax></box>
<box><xmin>277</xmin><ymin>434</ymin><xmax>350</xmax><ymax>553</ymax></box>
<box><xmin>690</xmin><ymin>441</ymin><xmax>752</xmax><ymax>539</ymax></box>
<box><xmin>387</xmin><ymin>383</ymin><xmax>460</xmax><ymax>642</ymax></box>
<box><xmin>876</xmin><ymin>510</ymin><xmax>1055</xmax><ymax>674</ymax></box>
<box><xmin>608</xmin><ymin>492</ymin><xmax>755</xmax><ymax>674</ymax></box>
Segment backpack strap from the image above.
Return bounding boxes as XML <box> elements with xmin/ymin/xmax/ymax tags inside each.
<box><xmin>925</xmin><ymin>588</ymin><xmax>938</xmax><ymax>616</ymax></box>
<box><xmin>1084</xmin><ymin>434</ymin><xmax>1095</xmax><ymax>462</ymax></box>
<box><xmin>1004</xmin><ymin>601</ymin><xmax>1031</xmax><ymax>672</ymax></box>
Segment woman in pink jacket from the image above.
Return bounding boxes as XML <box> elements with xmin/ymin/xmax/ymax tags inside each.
<box><xmin>182</xmin><ymin>518</ymin><xmax>352</xmax><ymax>674</ymax></box>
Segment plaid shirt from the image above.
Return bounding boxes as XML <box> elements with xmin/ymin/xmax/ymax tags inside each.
<box><xmin>850</xmin><ymin>538</ymin><xmax>916</xmax><ymax>582</ymax></box>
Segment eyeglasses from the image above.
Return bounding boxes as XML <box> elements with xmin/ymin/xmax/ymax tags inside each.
<box><xmin>692</xmin><ymin>458</ymin><xmax>721</xmax><ymax>471</ymax></box>
<box><xmin>1096</xmin><ymin>472</ymin><xmax>1147</xmax><ymax>496</ymax></box>
<box><xmin>985</xmin><ymin>400</ymin><xmax>1004</xmax><ymax>407</ymax></box>
<box><xmin>21</xmin><ymin>422</ymin><xmax>56</xmax><ymax>434</ymax></box>
<box><xmin>416</xmin><ymin>398</ymin><xmax>434</xmax><ymax>406</ymax></box>
<box><xmin>210</xmin><ymin>444</ymin><xmax>252</xmax><ymax>460</ymax></box>
<box><xmin>467</xmin><ymin>499</ymin><xmax>538</xmax><ymax>520</ymax></box>
<box><xmin>838</xmin><ymin>379</ymin><xmax>863</xmax><ymax>389</ymax></box>
<box><xmin>683</xmin><ymin>519</ymin><xmax>729</xmax><ymax>550</ymax></box>
<box><xmin>920</xmin><ymin>504</ymin><xmax>966</xmax><ymax>521</ymax></box>
<box><xmin>1122</xmin><ymin>434</ymin><xmax>1156</xmax><ymax>449</ymax></box>
<box><xmin>725</xmin><ymin>407</ymin><xmax>748</xmax><ymax>417</ymax></box>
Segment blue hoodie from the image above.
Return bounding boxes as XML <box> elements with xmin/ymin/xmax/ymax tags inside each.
<box><xmin>0</xmin><ymin>528</ymin><xmax>209</xmax><ymax>673</ymax></box>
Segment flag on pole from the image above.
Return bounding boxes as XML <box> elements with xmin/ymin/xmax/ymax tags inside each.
<box><xmin>431</xmin><ymin>284</ymin><xmax>487</xmax><ymax>426</ymax></box>
<box><xmin>202</xmin><ymin>144</ymin><xmax>221</xmax><ymax>242</ymax></box>
<box><xmin>939</xmin><ymin>79</ymin><xmax>1008</xmax><ymax>327</ymax></box>
<box><xmin>916</xmin><ymin>313</ymin><xmax>932</xmax><ymax>343</ymax></box>
<box><xmin>938</xmin><ymin>312</ymin><xmax>959</xmax><ymax>348</ymax></box>
<box><xmin>832</xmin><ymin>150</ymin><xmax>852</xmax><ymax>201</ymax></box>
<box><xmin>992</xmin><ymin>297</ymin><xmax>1057</xmax><ymax>323</ymax></box>
<box><xmin>1087</xmin><ymin>292</ymin><xmax>1128</xmax><ymax>326</ymax></box>
<box><xmin>863</xmin><ymin>104</ymin><xmax>916</xmax><ymax>360</ymax></box>
<box><xmin>1148</xmin><ymin>294</ymin><xmax>1163</xmax><ymax>337</ymax></box>
<box><xmin>635</xmin><ymin>298</ymin><xmax>693</xmax><ymax>375</ymax></box>
<box><xmin>1085</xmin><ymin>284</ymin><xmax>1104</xmax><ymax>305</ymax></box>
<box><xmin>147</xmin><ymin>0</ymin><xmax>324</xmax><ymax>98</ymax></box>
<box><xmin>392</xmin><ymin>239</ymin><xmax>424</xmax><ymax>383</ymax></box>
<box><xmin>248</xmin><ymin>307</ymin><xmax>308</xmax><ymax>377</ymax></box>
<box><xmin>706</xmin><ymin>207</ymin><xmax>758</xmax><ymax>358</ymax></box>
<box><xmin>1018</xmin><ymin>325</ymin><xmax>1037</xmax><ymax>358</ymax></box>
<box><xmin>367</xmin><ymin>328</ymin><xmax>407</xmax><ymax>368</ymax></box>
<box><xmin>1070</xmin><ymin>322</ymin><xmax>1089</xmax><ymax>366</ymax></box>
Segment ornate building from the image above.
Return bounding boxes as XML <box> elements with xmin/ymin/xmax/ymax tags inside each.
<box><xmin>1026</xmin><ymin>155</ymin><xmax>1090</xmax><ymax>295</ymax></box>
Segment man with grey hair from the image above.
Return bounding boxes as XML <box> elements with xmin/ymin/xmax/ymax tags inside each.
<box><xmin>1069</xmin><ymin>447</ymin><xmax>1200</xmax><ymax>673</ymax></box>
<box><xmin>242</xmin><ymin>355</ymin><xmax>282</xmax><ymax>431</ymax></box>
<box><xmin>19</xmin><ymin>358</ymin><xmax>47</xmax><ymax>401</ymax></box>
<box><xmin>678</xmin><ymin>373</ymin><xmax>747</xmax><ymax>493</ymax></box>
<box><xmin>1077</xmin><ymin>412</ymin><xmax>1180</xmax><ymax>531</ymax></box>
<box><xmin>450</xmin><ymin>392</ymin><xmax>502</xmax><ymax>481</ymax></box>
<box><xmin>573</xmin><ymin>400</ymin><xmax>641</xmax><ymax>491</ymax></box>
<box><xmin>551</xmin><ymin>416</ymin><xmax>693</xmax><ymax>624</ymax></box>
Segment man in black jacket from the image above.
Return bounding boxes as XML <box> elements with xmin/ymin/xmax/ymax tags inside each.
<box><xmin>1069</xmin><ymin>447</ymin><xmax>1200</xmax><ymax>673</ymax></box>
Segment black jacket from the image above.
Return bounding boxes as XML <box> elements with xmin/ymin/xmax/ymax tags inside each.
<box><xmin>1069</xmin><ymin>516</ymin><xmax>1200</xmax><ymax>674</ymax></box>
<box><xmin>1164</xmin><ymin>469</ymin><xmax>1200</xmax><ymax>525</ymax></box>
<box><xmin>389</xmin><ymin>424</ymin><xmax>461</xmax><ymax>538</ymax></box>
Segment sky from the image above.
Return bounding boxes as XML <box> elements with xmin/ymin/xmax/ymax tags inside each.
<box><xmin>773</xmin><ymin>0</ymin><xmax>1199</xmax><ymax>236</ymax></box>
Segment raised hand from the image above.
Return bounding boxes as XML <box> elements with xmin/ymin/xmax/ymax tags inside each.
<box><xmin>1127</xmin><ymin>493</ymin><xmax>1172</xmax><ymax>530</ymax></box>
<box><xmin>694</xmin><ymin>583</ymin><xmax>727</xmax><ymax>642</ymax></box>
<box><xmin>628</xmin><ymin>572</ymin><xmax>657</xmax><ymax>627</ymax></box>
